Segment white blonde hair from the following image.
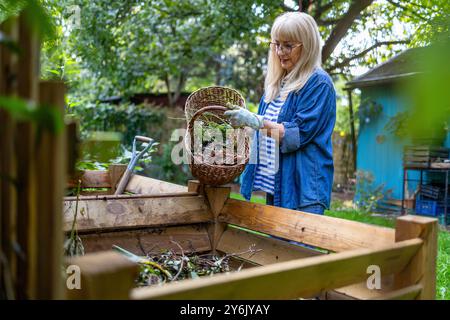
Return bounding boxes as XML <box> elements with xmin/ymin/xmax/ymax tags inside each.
<box><xmin>264</xmin><ymin>12</ymin><xmax>322</xmax><ymax>103</ymax></box>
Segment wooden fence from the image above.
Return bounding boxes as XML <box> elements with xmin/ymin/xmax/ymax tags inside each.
<box><xmin>0</xmin><ymin>14</ymin><xmax>72</xmax><ymax>299</ymax></box>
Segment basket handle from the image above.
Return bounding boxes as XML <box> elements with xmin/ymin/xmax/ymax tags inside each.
<box><xmin>187</xmin><ymin>105</ymin><xmax>228</xmax><ymax>130</ymax></box>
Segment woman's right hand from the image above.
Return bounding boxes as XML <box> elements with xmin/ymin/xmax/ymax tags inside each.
<box><xmin>224</xmin><ymin>107</ymin><xmax>264</xmax><ymax>130</ymax></box>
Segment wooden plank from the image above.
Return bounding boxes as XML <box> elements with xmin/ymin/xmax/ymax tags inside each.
<box><xmin>430</xmin><ymin>162</ymin><xmax>450</xmax><ymax>169</ymax></box>
<box><xmin>373</xmin><ymin>284</ymin><xmax>422</xmax><ymax>300</ymax></box>
<box><xmin>327</xmin><ymin>275</ymin><xmax>395</xmax><ymax>300</ymax></box>
<box><xmin>65</xmin><ymin>251</ymin><xmax>138</xmax><ymax>299</ymax></box>
<box><xmin>67</xmin><ymin>170</ymin><xmax>111</xmax><ymax>188</ymax></box>
<box><xmin>64</xmin><ymin>192</ymin><xmax>197</xmax><ymax>201</ymax></box>
<box><xmin>79</xmin><ymin>224</ymin><xmax>211</xmax><ymax>255</ymax></box>
<box><xmin>217</xmin><ymin>226</ymin><xmax>322</xmax><ymax>265</ymax></box>
<box><xmin>404</xmin><ymin>146</ymin><xmax>449</xmax><ymax>152</ymax></box>
<box><xmin>125</xmin><ymin>174</ymin><xmax>188</xmax><ymax>194</ymax></box>
<box><xmin>131</xmin><ymin>238</ymin><xmax>422</xmax><ymax>300</ymax></box>
<box><xmin>217</xmin><ymin>227</ymin><xmax>399</xmax><ymax>300</ymax></box>
<box><xmin>394</xmin><ymin>215</ymin><xmax>438</xmax><ymax>299</ymax></box>
<box><xmin>404</xmin><ymin>150</ymin><xmax>448</xmax><ymax>157</ymax></box>
<box><xmin>35</xmin><ymin>81</ymin><xmax>66</xmax><ymax>299</ymax></box>
<box><xmin>323</xmin><ymin>276</ymin><xmax>420</xmax><ymax>300</ymax></box>
<box><xmin>220</xmin><ymin>199</ymin><xmax>395</xmax><ymax>252</ymax></box>
<box><xmin>63</xmin><ymin>195</ymin><xmax>211</xmax><ymax>231</ymax></box>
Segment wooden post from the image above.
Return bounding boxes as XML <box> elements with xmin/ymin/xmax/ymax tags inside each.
<box><xmin>394</xmin><ymin>215</ymin><xmax>438</xmax><ymax>299</ymax></box>
<box><xmin>346</xmin><ymin>89</ymin><xmax>357</xmax><ymax>173</ymax></box>
<box><xmin>35</xmin><ymin>81</ymin><xmax>66</xmax><ymax>299</ymax></box>
<box><xmin>187</xmin><ymin>179</ymin><xmax>203</xmax><ymax>195</ymax></box>
<box><xmin>15</xmin><ymin>13</ymin><xmax>40</xmax><ymax>300</ymax></box>
<box><xmin>108</xmin><ymin>164</ymin><xmax>127</xmax><ymax>194</ymax></box>
<box><xmin>204</xmin><ymin>185</ymin><xmax>231</xmax><ymax>253</ymax></box>
<box><xmin>65</xmin><ymin>118</ymin><xmax>79</xmax><ymax>178</ymax></box>
<box><xmin>0</xmin><ymin>17</ymin><xmax>19</xmax><ymax>300</ymax></box>
<box><xmin>65</xmin><ymin>251</ymin><xmax>139</xmax><ymax>299</ymax></box>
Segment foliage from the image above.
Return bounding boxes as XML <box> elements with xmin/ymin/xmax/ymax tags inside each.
<box><xmin>400</xmin><ymin>30</ymin><xmax>450</xmax><ymax>144</ymax></box>
<box><xmin>384</xmin><ymin>111</ymin><xmax>410</xmax><ymax>137</ymax></box>
<box><xmin>114</xmin><ymin>243</ymin><xmax>259</xmax><ymax>287</ymax></box>
<box><xmin>149</xmin><ymin>141</ymin><xmax>193</xmax><ymax>186</ymax></box>
<box><xmin>354</xmin><ymin>170</ymin><xmax>389</xmax><ymax>213</ymax></box>
<box><xmin>437</xmin><ymin>229</ymin><xmax>450</xmax><ymax>300</ymax></box>
<box><xmin>68</xmin><ymin>102</ymin><xmax>165</xmax><ymax>143</ymax></box>
<box><xmin>3</xmin><ymin>0</ymin><xmax>448</xmax><ymax>104</ymax></box>
<box><xmin>0</xmin><ymin>96</ymin><xmax>63</xmax><ymax>135</ymax></box>
<box><xmin>230</xmin><ymin>192</ymin><xmax>266</xmax><ymax>205</ymax></box>
<box><xmin>76</xmin><ymin>141</ymin><xmax>158</xmax><ymax>173</ymax></box>
<box><xmin>0</xmin><ymin>0</ymin><xmax>56</xmax><ymax>39</ymax></box>
<box><xmin>69</xmin><ymin>102</ymin><xmax>164</xmax><ymax>174</ymax></box>
<box><xmin>333</xmin><ymin>76</ymin><xmax>360</xmax><ymax>136</ymax></box>
<box><xmin>35</xmin><ymin>0</ymin><xmax>449</xmax><ymax>106</ymax></box>
<box><xmin>357</xmin><ymin>99</ymin><xmax>383</xmax><ymax>127</ymax></box>
<box><xmin>401</xmin><ymin>0</ymin><xmax>450</xmax><ymax>47</ymax></box>
<box><xmin>326</xmin><ymin>208</ymin><xmax>396</xmax><ymax>228</ymax></box>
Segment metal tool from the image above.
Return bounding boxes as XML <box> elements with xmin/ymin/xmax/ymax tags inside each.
<box><xmin>114</xmin><ymin>135</ymin><xmax>155</xmax><ymax>195</ymax></box>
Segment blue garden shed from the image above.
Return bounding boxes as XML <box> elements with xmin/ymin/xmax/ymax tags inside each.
<box><xmin>345</xmin><ymin>48</ymin><xmax>450</xmax><ymax>205</ymax></box>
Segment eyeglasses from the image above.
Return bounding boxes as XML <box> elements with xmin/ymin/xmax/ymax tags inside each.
<box><xmin>269</xmin><ymin>42</ymin><xmax>302</xmax><ymax>54</ymax></box>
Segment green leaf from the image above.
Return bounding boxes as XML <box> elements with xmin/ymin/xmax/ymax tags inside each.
<box><xmin>0</xmin><ymin>96</ymin><xmax>63</xmax><ymax>134</ymax></box>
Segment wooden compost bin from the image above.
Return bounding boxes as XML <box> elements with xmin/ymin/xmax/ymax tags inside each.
<box><xmin>64</xmin><ymin>167</ymin><xmax>438</xmax><ymax>300</ymax></box>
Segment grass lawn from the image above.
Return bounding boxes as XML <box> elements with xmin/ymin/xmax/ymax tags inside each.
<box><xmin>230</xmin><ymin>192</ymin><xmax>450</xmax><ymax>300</ymax></box>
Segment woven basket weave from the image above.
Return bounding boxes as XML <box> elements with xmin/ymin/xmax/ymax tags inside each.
<box><xmin>184</xmin><ymin>87</ymin><xmax>249</xmax><ymax>186</ymax></box>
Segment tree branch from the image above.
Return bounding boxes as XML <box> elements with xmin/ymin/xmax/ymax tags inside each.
<box><xmin>326</xmin><ymin>40</ymin><xmax>410</xmax><ymax>72</ymax></box>
<box><xmin>313</xmin><ymin>1</ymin><xmax>334</xmax><ymax>20</ymax></box>
<box><xmin>316</xmin><ymin>18</ymin><xmax>340</xmax><ymax>26</ymax></box>
<box><xmin>386</xmin><ymin>0</ymin><xmax>428</xmax><ymax>21</ymax></box>
<box><xmin>322</xmin><ymin>0</ymin><xmax>375</xmax><ymax>63</ymax></box>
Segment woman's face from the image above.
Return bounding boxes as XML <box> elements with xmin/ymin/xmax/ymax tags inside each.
<box><xmin>273</xmin><ymin>38</ymin><xmax>302</xmax><ymax>73</ymax></box>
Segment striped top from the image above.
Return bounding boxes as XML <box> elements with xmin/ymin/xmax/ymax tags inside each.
<box><xmin>253</xmin><ymin>97</ymin><xmax>284</xmax><ymax>195</ymax></box>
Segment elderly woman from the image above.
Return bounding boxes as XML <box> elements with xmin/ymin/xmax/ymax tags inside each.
<box><xmin>225</xmin><ymin>12</ymin><xmax>336</xmax><ymax>215</ymax></box>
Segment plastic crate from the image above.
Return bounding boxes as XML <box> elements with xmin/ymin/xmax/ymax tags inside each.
<box><xmin>415</xmin><ymin>198</ymin><xmax>439</xmax><ymax>217</ymax></box>
<box><xmin>415</xmin><ymin>197</ymin><xmax>450</xmax><ymax>218</ymax></box>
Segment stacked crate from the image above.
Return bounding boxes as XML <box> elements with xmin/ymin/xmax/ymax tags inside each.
<box><xmin>416</xmin><ymin>184</ymin><xmax>449</xmax><ymax>224</ymax></box>
<box><xmin>403</xmin><ymin>145</ymin><xmax>449</xmax><ymax>168</ymax></box>
<box><xmin>404</xmin><ymin>146</ymin><xmax>450</xmax><ymax>224</ymax></box>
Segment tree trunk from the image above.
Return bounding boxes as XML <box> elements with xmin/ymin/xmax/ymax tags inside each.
<box><xmin>164</xmin><ymin>73</ymin><xmax>187</xmax><ymax>107</ymax></box>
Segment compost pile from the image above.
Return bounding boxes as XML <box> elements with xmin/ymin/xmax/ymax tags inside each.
<box><xmin>193</xmin><ymin>105</ymin><xmax>245</xmax><ymax>166</ymax></box>
<box><xmin>115</xmin><ymin>243</ymin><xmax>261</xmax><ymax>287</ymax></box>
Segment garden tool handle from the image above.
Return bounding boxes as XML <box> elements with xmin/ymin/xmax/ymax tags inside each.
<box><xmin>135</xmin><ymin>135</ymin><xmax>153</xmax><ymax>143</ymax></box>
<box><xmin>114</xmin><ymin>169</ymin><xmax>133</xmax><ymax>195</ymax></box>
<box><xmin>114</xmin><ymin>135</ymin><xmax>154</xmax><ymax>195</ymax></box>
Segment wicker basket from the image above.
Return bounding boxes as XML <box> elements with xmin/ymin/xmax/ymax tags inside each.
<box><xmin>184</xmin><ymin>87</ymin><xmax>249</xmax><ymax>186</ymax></box>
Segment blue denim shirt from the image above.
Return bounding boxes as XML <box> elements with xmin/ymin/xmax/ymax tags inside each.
<box><xmin>240</xmin><ymin>68</ymin><xmax>336</xmax><ymax>209</ymax></box>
